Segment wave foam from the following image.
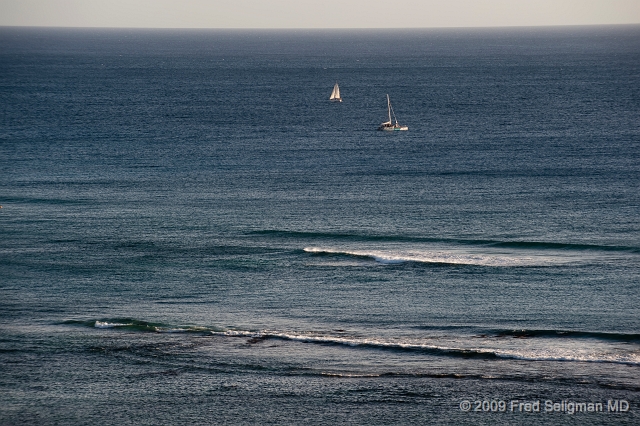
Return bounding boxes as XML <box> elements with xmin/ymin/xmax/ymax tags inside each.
<box><xmin>214</xmin><ymin>329</ymin><xmax>640</xmax><ymax>365</ymax></box>
<box><xmin>94</xmin><ymin>321</ymin><xmax>132</xmax><ymax>328</ymax></box>
<box><xmin>303</xmin><ymin>247</ymin><xmax>561</xmax><ymax>267</ymax></box>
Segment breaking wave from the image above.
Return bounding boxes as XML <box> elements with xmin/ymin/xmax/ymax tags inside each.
<box><xmin>253</xmin><ymin>230</ymin><xmax>640</xmax><ymax>254</ymax></box>
<box><xmin>64</xmin><ymin>319</ymin><xmax>640</xmax><ymax>366</ymax></box>
<box><xmin>303</xmin><ymin>247</ymin><xmax>566</xmax><ymax>267</ymax></box>
<box><xmin>211</xmin><ymin>329</ymin><xmax>640</xmax><ymax>366</ymax></box>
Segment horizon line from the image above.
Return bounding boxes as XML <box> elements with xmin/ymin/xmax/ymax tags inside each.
<box><xmin>2</xmin><ymin>23</ymin><xmax>640</xmax><ymax>31</ymax></box>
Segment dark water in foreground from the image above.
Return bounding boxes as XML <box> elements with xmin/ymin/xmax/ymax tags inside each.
<box><xmin>1</xmin><ymin>26</ymin><xmax>639</xmax><ymax>424</ymax></box>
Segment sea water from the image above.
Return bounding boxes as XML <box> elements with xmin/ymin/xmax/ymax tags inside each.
<box><xmin>1</xmin><ymin>26</ymin><xmax>639</xmax><ymax>425</ymax></box>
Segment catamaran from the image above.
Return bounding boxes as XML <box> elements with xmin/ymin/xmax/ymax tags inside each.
<box><xmin>329</xmin><ymin>82</ymin><xmax>342</xmax><ymax>102</ymax></box>
<box><xmin>378</xmin><ymin>94</ymin><xmax>408</xmax><ymax>131</ymax></box>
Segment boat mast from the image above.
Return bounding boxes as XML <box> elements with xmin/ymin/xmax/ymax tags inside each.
<box><xmin>391</xmin><ymin>103</ymin><xmax>398</xmax><ymax>125</ymax></box>
<box><xmin>387</xmin><ymin>94</ymin><xmax>392</xmax><ymax>124</ymax></box>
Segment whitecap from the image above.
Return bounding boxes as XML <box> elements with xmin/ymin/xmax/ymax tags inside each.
<box><xmin>94</xmin><ymin>321</ymin><xmax>131</xmax><ymax>328</ymax></box>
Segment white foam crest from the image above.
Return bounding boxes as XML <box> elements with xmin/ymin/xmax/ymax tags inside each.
<box><xmin>211</xmin><ymin>330</ymin><xmax>260</xmax><ymax>338</ymax></box>
<box><xmin>219</xmin><ymin>329</ymin><xmax>498</xmax><ymax>355</ymax></box>
<box><xmin>303</xmin><ymin>247</ymin><xmax>552</xmax><ymax>267</ymax></box>
<box><xmin>155</xmin><ymin>325</ymin><xmax>212</xmax><ymax>333</ymax></box>
<box><xmin>494</xmin><ymin>348</ymin><xmax>640</xmax><ymax>365</ymax></box>
<box><xmin>321</xmin><ymin>372</ymin><xmax>384</xmax><ymax>378</ymax></box>
<box><xmin>94</xmin><ymin>321</ymin><xmax>132</xmax><ymax>328</ymax></box>
<box><xmin>266</xmin><ymin>331</ymin><xmax>387</xmax><ymax>347</ymax></box>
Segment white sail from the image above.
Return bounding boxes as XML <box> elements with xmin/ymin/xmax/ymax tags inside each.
<box><xmin>330</xmin><ymin>82</ymin><xmax>342</xmax><ymax>102</ymax></box>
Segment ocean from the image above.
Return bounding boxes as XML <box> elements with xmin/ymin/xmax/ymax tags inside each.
<box><xmin>1</xmin><ymin>25</ymin><xmax>639</xmax><ymax>424</ymax></box>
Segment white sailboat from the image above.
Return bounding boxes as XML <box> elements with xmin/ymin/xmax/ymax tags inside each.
<box><xmin>329</xmin><ymin>82</ymin><xmax>342</xmax><ymax>102</ymax></box>
<box><xmin>378</xmin><ymin>94</ymin><xmax>408</xmax><ymax>131</ymax></box>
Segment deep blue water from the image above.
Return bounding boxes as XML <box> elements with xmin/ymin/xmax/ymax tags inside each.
<box><xmin>1</xmin><ymin>26</ymin><xmax>639</xmax><ymax>425</ymax></box>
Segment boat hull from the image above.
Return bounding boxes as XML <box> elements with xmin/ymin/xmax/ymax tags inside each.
<box><xmin>378</xmin><ymin>125</ymin><xmax>408</xmax><ymax>131</ymax></box>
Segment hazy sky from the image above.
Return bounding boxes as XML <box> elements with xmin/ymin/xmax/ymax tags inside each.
<box><xmin>1</xmin><ymin>0</ymin><xmax>639</xmax><ymax>29</ymax></box>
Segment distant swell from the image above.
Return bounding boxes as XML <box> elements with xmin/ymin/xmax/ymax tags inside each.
<box><xmin>486</xmin><ymin>240</ymin><xmax>639</xmax><ymax>253</ymax></box>
<box><xmin>493</xmin><ymin>329</ymin><xmax>640</xmax><ymax>342</ymax></box>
